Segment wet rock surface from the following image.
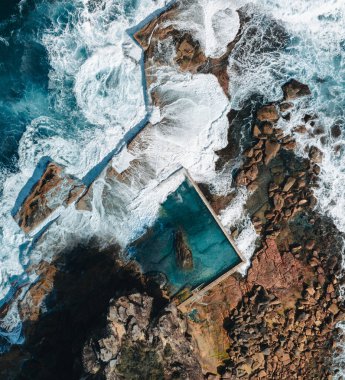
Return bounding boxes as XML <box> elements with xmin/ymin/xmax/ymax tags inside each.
<box><xmin>14</xmin><ymin>162</ymin><xmax>85</xmax><ymax>233</ymax></box>
<box><xmin>282</xmin><ymin>79</ymin><xmax>312</xmax><ymax>101</ymax></box>
<box><xmin>174</xmin><ymin>228</ymin><xmax>194</xmax><ymax>270</ymax></box>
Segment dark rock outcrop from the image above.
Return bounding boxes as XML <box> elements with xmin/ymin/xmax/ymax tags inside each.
<box><xmin>282</xmin><ymin>79</ymin><xmax>311</xmax><ymax>100</ymax></box>
<box><xmin>82</xmin><ymin>293</ymin><xmax>202</xmax><ymax>380</ymax></box>
<box><xmin>174</xmin><ymin>229</ymin><xmax>193</xmax><ymax>270</ymax></box>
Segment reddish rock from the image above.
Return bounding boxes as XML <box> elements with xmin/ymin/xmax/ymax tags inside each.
<box><xmin>282</xmin><ymin>80</ymin><xmax>311</xmax><ymax>100</ymax></box>
<box><xmin>14</xmin><ymin>162</ymin><xmax>86</xmax><ymax>233</ymax></box>
<box><xmin>257</xmin><ymin>105</ymin><xmax>279</xmax><ymax>122</ymax></box>
<box><xmin>246</xmin><ymin>239</ymin><xmax>305</xmax><ymax>293</ymax></box>
<box><xmin>264</xmin><ymin>141</ymin><xmax>281</xmax><ymax>164</ymax></box>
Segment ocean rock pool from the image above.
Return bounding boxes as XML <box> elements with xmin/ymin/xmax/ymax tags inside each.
<box><xmin>128</xmin><ymin>171</ymin><xmax>243</xmax><ymax>296</ymax></box>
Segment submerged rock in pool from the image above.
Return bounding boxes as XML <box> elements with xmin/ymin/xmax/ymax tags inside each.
<box><xmin>174</xmin><ymin>229</ymin><xmax>193</xmax><ymax>270</ymax></box>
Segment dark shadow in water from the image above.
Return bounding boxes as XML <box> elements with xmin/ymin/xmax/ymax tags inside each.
<box><xmin>0</xmin><ymin>243</ymin><xmax>166</xmax><ymax>380</ymax></box>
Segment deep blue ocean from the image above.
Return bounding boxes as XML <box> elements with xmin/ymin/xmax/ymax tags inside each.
<box><xmin>0</xmin><ymin>0</ymin><xmax>49</xmax><ymax>168</ymax></box>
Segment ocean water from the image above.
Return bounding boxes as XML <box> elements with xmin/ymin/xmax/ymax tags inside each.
<box><xmin>129</xmin><ymin>176</ymin><xmax>241</xmax><ymax>295</ymax></box>
<box><xmin>0</xmin><ymin>0</ymin><xmax>344</xmax><ymax>372</ymax></box>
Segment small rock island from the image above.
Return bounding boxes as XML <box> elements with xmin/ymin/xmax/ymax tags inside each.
<box><xmin>174</xmin><ymin>228</ymin><xmax>193</xmax><ymax>270</ymax></box>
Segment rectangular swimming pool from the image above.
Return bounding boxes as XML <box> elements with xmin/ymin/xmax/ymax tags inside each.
<box><xmin>128</xmin><ymin>170</ymin><xmax>243</xmax><ymax>296</ymax></box>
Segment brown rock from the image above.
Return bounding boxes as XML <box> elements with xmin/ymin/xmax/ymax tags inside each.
<box><xmin>291</xmin><ymin>244</ymin><xmax>302</xmax><ymax>253</ymax></box>
<box><xmin>262</xmin><ymin>123</ymin><xmax>274</xmax><ymax>135</ymax></box>
<box><xmin>329</xmin><ymin>303</ymin><xmax>339</xmax><ymax>315</ymax></box>
<box><xmin>298</xmin><ymin>199</ymin><xmax>308</xmax><ymax>206</ymax></box>
<box><xmin>254</xmin><ymin>140</ymin><xmax>264</xmax><ymax>150</ymax></box>
<box><xmin>279</xmin><ymin>102</ymin><xmax>293</xmax><ymax>113</ymax></box>
<box><xmin>297</xmin><ymin>179</ymin><xmax>306</xmax><ymax>189</ymax></box>
<box><xmin>293</xmin><ymin>125</ymin><xmax>307</xmax><ymax>134</ymax></box>
<box><xmin>309</xmin><ymin>146</ymin><xmax>323</xmax><ymax>163</ymax></box>
<box><xmin>236</xmin><ymin>170</ymin><xmax>248</xmax><ymax>186</ymax></box>
<box><xmin>258</xmin><ymin>369</ymin><xmax>267</xmax><ymax>378</ymax></box>
<box><xmin>244</xmin><ymin>148</ymin><xmax>254</xmax><ymax>158</ymax></box>
<box><xmin>257</xmin><ymin>105</ymin><xmax>279</xmax><ymax>122</ymax></box>
<box><xmin>254</xmin><ymin>150</ymin><xmax>263</xmax><ymax>163</ymax></box>
<box><xmin>14</xmin><ymin>162</ymin><xmax>86</xmax><ymax>233</ymax></box>
<box><xmin>253</xmin><ymin>125</ymin><xmax>261</xmax><ymax>138</ymax></box>
<box><xmin>283</xmin><ymin>140</ymin><xmax>297</xmax><ymax>151</ymax></box>
<box><xmin>246</xmin><ymin>165</ymin><xmax>259</xmax><ymax>182</ymax></box>
<box><xmin>282</xmin><ymin>79</ymin><xmax>311</xmax><ymax>101</ymax></box>
<box><xmin>264</xmin><ymin>141</ymin><xmax>281</xmax><ymax>164</ymax></box>
<box><xmin>273</xmin><ymin>193</ymin><xmax>284</xmax><ymax>211</ymax></box>
<box><xmin>283</xmin><ymin>177</ymin><xmax>296</xmax><ymax>192</ymax></box>
<box><xmin>248</xmin><ymin>181</ymin><xmax>259</xmax><ymax>192</ymax></box>
<box><xmin>327</xmin><ymin>283</ymin><xmax>335</xmax><ymax>294</ymax></box>
<box><xmin>174</xmin><ymin>229</ymin><xmax>193</xmax><ymax>270</ymax></box>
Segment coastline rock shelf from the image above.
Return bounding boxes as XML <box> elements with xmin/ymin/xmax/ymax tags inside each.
<box><xmin>183</xmin><ymin>82</ymin><xmax>345</xmax><ymax>379</ymax></box>
<box><xmin>14</xmin><ymin>162</ymin><xmax>86</xmax><ymax>234</ymax></box>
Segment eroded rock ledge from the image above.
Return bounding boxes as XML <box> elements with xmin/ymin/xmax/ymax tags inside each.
<box><xmin>14</xmin><ymin>162</ymin><xmax>85</xmax><ymax>233</ymax></box>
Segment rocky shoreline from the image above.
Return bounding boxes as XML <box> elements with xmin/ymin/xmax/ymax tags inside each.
<box><xmin>3</xmin><ymin>80</ymin><xmax>343</xmax><ymax>380</ymax></box>
<box><xmin>1</xmin><ymin>3</ymin><xmax>345</xmax><ymax>380</ymax></box>
<box><xmin>184</xmin><ymin>81</ymin><xmax>345</xmax><ymax>379</ymax></box>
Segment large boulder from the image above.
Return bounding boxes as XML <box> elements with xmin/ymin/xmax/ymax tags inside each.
<box><xmin>256</xmin><ymin>105</ymin><xmax>279</xmax><ymax>122</ymax></box>
<box><xmin>282</xmin><ymin>79</ymin><xmax>311</xmax><ymax>100</ymax></box>
<box><xmin>14</xmin><ymin>162</ymin><xmax>86</xmax><ymax>233</ymax></box>
<box><xmin>174</xmin><ymin>229</ymin><xmax>194</xmax><ymax>270</ymax></box>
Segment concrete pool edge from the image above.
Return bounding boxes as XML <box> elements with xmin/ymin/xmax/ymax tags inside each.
<box><xmin>174</xmin><ymin>168</ymin><xmax>246</xmax><ymax>310</ymax></box>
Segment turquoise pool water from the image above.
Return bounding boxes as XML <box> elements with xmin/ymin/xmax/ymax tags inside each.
<box><xmin>129</xmin><ymin>177</ymin><xmax>242</xmax><ymax>295</ymax></box>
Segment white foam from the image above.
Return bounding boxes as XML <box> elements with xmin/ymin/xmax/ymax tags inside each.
<box><xmin>31</xmin><ymin>68</ymin><xmax>233</xmax><ymax>254</ymax></box>
<box><xmin>169</xmin><ymin>0</ymin><xmax>243</xmax><ymax>59</ymax></box>
<box><xmin>0</xmin><ymin>0</ymin><xmax>170</xmax><ymax>343</ymax></box>
<box><xmin>220</xmin><ymin>188</ymin><xmax>258</xmax><ymax>273</ymax></box>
